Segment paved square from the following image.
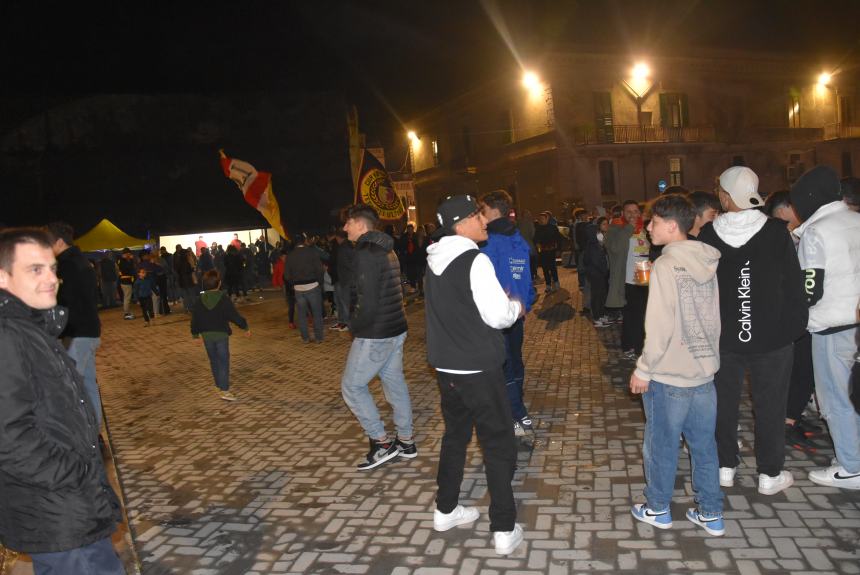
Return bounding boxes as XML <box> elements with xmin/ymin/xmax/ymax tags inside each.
<box><xmin>94</xmin><ymin>269</ymin><xmax>860</xmax><ymax>574</ymax></box>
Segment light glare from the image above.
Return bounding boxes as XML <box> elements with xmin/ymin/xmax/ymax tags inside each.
<box><xmin>522</xmin><ymin>71</ymin><xmax>540</xmax><ymax>90</ymax></box>
<box><xmin>632</xmin><ymin>62</ymin><xmax>650</xmax><ymax>81</ymax></box>
<box><xmin>817</xmin><ymin>72</ymin><xmax>832</xmax><ymax>86</ymax></box>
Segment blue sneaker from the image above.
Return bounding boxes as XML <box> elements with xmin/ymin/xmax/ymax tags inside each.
<box><xmin>685</xmin><ymin>508</ymin><xmax>725</xmax><ymax>536</ymax></box>
<box><xmin>631</xmin><ymin>503</ymin><xmax>673</xmax><ymax>529</ymax></box>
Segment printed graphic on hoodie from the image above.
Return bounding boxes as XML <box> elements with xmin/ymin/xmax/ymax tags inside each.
<box><xmin>737</xmin><ymin>260</ymin><xmax>751</xmax><ymax>342</ymax></box>
<box><xmin>677</xmin><ymin>266</ymin><xmax>719</xmax><ymax>357</ymax></box>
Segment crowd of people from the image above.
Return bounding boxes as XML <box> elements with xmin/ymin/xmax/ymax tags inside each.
<box><xmin>0</xmin><ymin>164</ymin><xmax>858</xmax><ymax>568</ymax></box>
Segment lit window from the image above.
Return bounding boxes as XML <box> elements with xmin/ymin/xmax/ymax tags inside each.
<box><xmin>669</xmin><ymin>157</ymin><xmax>683</xmax><ymax>186</ymax></box>
<box><xmin>788</xmin><ymin>95</ymin><xmax>801</xmax><ymax>128</ymax></box>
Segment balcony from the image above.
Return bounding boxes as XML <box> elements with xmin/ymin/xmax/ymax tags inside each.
<box><xmin>823</xmin><ymin>123</ymin><xmax>860</xmax><ymax>140</ymax></box>
<box><xmin>573</xmin><ymin>125</ymin><xmax>716</xmax><ymax>145</ymax></box>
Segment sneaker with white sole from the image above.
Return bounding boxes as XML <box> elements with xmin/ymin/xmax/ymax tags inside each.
<box><xmin>219</xmin><ymin>390</ymin><xmax>237</xmax><ymax>401</ymax></box>
<box><xmin>808</xmin><ymin>463</ymin><xmax>860</xmax><ymax>490</ymax></box>
<box><xmin>719</xmin><ymin>467</ymin><xmax>736</xmax><ymax>487</ymax></box>
<box><xmin>356</xmin><ymin>438</ymin><xmax>398</xmax><ymax>471</ymax></box>
<box><xmin>631</xmin><ymin>503</ymin><xmax>673</xmax><ymax>529</ymax></box>
<box><xmin>493</xmin><ymin>524</ymin><xmax>524</xmax><ymax>555</ymax></box>
<box><xmin>513</xmin><ymin>420</ymin><xmax>525</xmax><ymax>437</ymax></box>
<box><xmin>685</xmin><ymin>508</ymin><xmax>725</xmax><ymax>536</ymax></box>
<box><xmin>758</xmin><ymin>470</ymin><xmax>794</xmax><ymax>495</ymax></box>
<box><xmin>433</xmin><ymin>505</ymin><xmax>479</xmax><ymax>532</ymax></box>
<box><xmin>394</xmin><ymin>437</ymin><xmax>417</xmax><ymax>459</ymax></box>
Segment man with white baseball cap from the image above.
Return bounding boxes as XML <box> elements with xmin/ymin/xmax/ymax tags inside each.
<box><xmin>698</xmin><ymin>166</ymin><xmax>808</xmax><ymax>496</ymax></box>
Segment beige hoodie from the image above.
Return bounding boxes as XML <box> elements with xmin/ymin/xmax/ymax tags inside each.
<box><xmin>634</xmin><ymin>240</ymin><xmax>722</xmax><ymax>387</ymax></box>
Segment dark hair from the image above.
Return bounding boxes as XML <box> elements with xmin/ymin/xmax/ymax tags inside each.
<box><xmin>650</xmin><ymin>194</ymin><xmax>695</xmax><ymax>232</ymax></box>
<box><xmin>345</xmin><ymin>204</ymin><xmax>380</xmax><ymax>227</ymax></box>
<box><xmin>841</xmin><ymin>177</ymin><xmax>860</xmax><ymax>207</ymax></box>
<box><xmin>594</xmin><ymin>216</ymin><xmax>608</xmax><ymax>228</ymax></box>
<box><xmin>622</xmin><ymin>199</ymin><xmax>639</xmax><ymax>209</ymax></box>
<box><xmin>45</xmin><ymin>221</ymin><xmax>74</xmax><ymax>245</ymax></box>
<box><xmin>0</xmin><ymin>228</ymin><xmax>53</xmax><ymax>272</ymax></box>
<box><xmin>764</xmin><ymin>190</ymin><xmax>792</xmax><ymax>216</ymax></box>
<box><xmin>663</xmin><ymin>185</ymin><xmax>689</xmax><ymax>196</ymax></box>
<box><xmin>480</xmin><ymin>189</ymin><xmax>512</xmax><ymax>216</ymax></box>
<box><xmin>572</xmin><ymin>208</ymin><xmax>587</xmax><ymax>220</ymax></box>
<box><xmin>202</xmin><ymin>269</ymin><xmax>221</xmax><ymax>290</ymax></box>
<box><xmin>688</xmin><ymin>191</ymin><xmax>721</xmax><ymax>217</ymax></box>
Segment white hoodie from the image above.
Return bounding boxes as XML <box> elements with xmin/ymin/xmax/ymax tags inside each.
<box><xmin>634</xmin><ymin>240</ymin><xmax>722</xmax><ymax>387</ymax></box>
<box><xmin>426</xmin><ymin>235</ymin><xmax>521</xmax><ymax>330</ymax></box>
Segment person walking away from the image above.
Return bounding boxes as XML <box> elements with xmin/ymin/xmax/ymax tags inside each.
<box><xmin>330</xmin><ymin>230</ymin><xmax>354</xmax><ymax>331</ymax></box>
<box><xmin>46</xmin><ymin>222</ymin><xmax>106</xmax><ymax>432</ymax></box>
<box><xmin>425</xmin><ymin>194</ymin><xmax>525</xmax><ymax>555</ymax></box>
<box><xmin>0</xmin><ymin>228</ymin><xmax>124</xmax><ymax>574</ymax></box>
<box><xmin>698</xmin><ymin>166</ymin><xmax>808</xmax><ymax>495</ymax></box>
<box><xmin>340</xmin><ymin>205</ymin><xmax>415</xmax><ymax>468</ymax></box>
<box><xmin>583</xmin><ymin>216</ymin><xmax>611</xmax><ymax>327</ymax></box>
<box><xmin>479</xmin><ymin>190</ymin><xmax>536</xmax><ymax>437</ymax></box>
<box><xmin>628</xmin><ymin>194</ymin><xmax>725</xmax><ymax>536</ymax></box>
<box><xmin>223</xmin><ymin>244</ymin><xmax>246</xmax><ymax>302</ymax></box>
<box><xmin>284</xmin><ymin>233</ymin><xmax>325</xmax><ymax>343</ymax></box>
<box><xmin>790</xmin><ymin>165</ymin><xmax>860</xmax><ymax>490</ymax></box>
<box><xmin>117</xmin><ymin>247</ymin><xmax>136</xmax><ymax>319</ymax></box>
<box><xmin>605</xmin><ymin>200</ymin><xmax>650</xmax><ymax>358</ymax></box>
<box><xmin>533</xmin><ymin>211</ymin><xmax>564</xmax><ymax>293</ymax></box>
<box><xmin>191</xmin><ymin>269</ymin><xmax>250</xmax><ymax>402</ymax></box>
<box><xmin>98</xmin><ymin>253</ymin><xmax>119</xmax><ymax>308</ymax></box>
<box><xmin>174</xmin><ymin>245</ymin><xmax>197</xmax><ymax>312</ymax></box>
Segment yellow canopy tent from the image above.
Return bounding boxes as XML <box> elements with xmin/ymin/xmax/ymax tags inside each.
<box><xmin>75</xmin><ymin>219</ymin><xmax>151</xmax><ymax>252</ymax></box>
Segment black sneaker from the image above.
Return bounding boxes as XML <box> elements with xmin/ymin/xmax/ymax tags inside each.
<box><xmin>795</xmin><ymin>417</ymin><xmax>822</xmax><ymax>436</ymax></box>
<box><xmin>786</xmin><ymin>423</ymin><xmax>816</xmax><ymax>452</ymax></box>
<box><xmin>394</xmin><ymin>437</ymin><xmax>418</xmax><ymax>459</ymax></box>
<box><xmin>357</xmin><ymin>438</ymin><xmax>398</xmax><ymax>470</ymax></box>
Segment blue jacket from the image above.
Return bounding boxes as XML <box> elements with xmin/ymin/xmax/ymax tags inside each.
<box><xmin>132</xmin><ymin>275</ymin><xmax>158</xmax><ymax>299</ymax></box>
<box><xmin>481</xmin><ymin>218</ymin><xmax>536</xmax><ymax>312</ymax></box>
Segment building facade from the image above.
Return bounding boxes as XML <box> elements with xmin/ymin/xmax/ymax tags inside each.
<box><xmin>404</xmin><ymin>49</ymin><xmax>859</xmax><ymax>222</ymax></box>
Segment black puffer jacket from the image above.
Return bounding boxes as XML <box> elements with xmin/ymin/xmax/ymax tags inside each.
<box><xmin>0</xmin><ymin>290</ymin><xmax>121</xmax><ymax>553</ymax></box>
<box><xmin>56</xmin><ymin>246</ymin><xmax>101</xmax><ymax>338</ymax></box>
<box><xmin>350</xmin><ymin>231</ymin><xmax>407</xmax><ymax>338</ymax></box>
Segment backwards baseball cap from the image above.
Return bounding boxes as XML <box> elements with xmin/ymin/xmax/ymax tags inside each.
<box><xmin>436</xmin><ymin>194</ymin><xmax>479</xmax><ymax>234</ymax></box>
<box><xmin>718</xmin><ymin>166</ymin><xmax>763</xmax><ymax>210</ymax></box>
<box><xmin>790</xmin><ymin>165</ymin><xmax>842</xmax><ymax>222</ymax></box>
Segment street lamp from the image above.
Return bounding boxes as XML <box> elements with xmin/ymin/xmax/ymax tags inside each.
<box><xmin>622</xmin><ymin>61</ymin><xmax>655</xmax><ymax>127</ymax></box>
<box><xmin>522</xmin><ymin>70</ymin><xmax>543</xmax><ymax>98</ymax></box>
<box><xmin>816</xmin><ymin>71</ymin><xmax>839</xmax><ymax>126</ymax></box>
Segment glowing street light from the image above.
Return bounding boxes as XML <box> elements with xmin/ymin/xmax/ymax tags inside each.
<box><xmin>407</xmin><ymin>130</ymin><xmax>419</xmax><ymax>143</ymax></box>
<box><xmin>522</xmin><ymin>71</ymin><xmax>541</xmax><ymax>91</ymax></box>
<box><xmin>817</xmin><ymin>72</ymin><xmax>832</xmax><ymax>86</ymax></box>
<box><xmin>632</xmin><ymin>62</ymin><xmax>650</xmax><ymax>82</ymax></box>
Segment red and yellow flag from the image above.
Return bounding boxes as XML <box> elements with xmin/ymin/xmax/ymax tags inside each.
<box><xmin>355</xmin><ymin>149</ymin><xmax>405</xmax><ymax>220</ymax></box>
<box><xmin>219</xmin><ymin>150</ymin><xmax>288</xmax><ymax>239</ymax></box>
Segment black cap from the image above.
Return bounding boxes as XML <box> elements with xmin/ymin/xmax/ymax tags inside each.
<box><xmin>790</xmin><ymin>165</ymin><xmax>841</xmax><ymax>222</ymax></box>
<box><xmin>436</xmin><ymin>194</ymin><xmax>479</xmax><ymax>235</ymax></box>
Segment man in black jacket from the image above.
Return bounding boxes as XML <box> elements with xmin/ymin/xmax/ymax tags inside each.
<box><xmin>340</xmin><ymin>204</ymin><xmax>414</xmax><ymax>470</ymax></box>
<box><xmin>283</xmin><ymin>232</ymin><xmax>325</xmax><ymax>343</ymax></box>
<box><xmin>47</xmin><ymin>222</ymin><xmax>105</xmax><ymax>431</ymax></box>
<box><xmin>0</xmin><ymin>228</ymin><xmax>123</xmax><ymax>574</ymax></box>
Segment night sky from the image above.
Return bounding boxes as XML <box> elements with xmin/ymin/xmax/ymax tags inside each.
<box><xmin>1</xmin><ymin>0</ymin><xmax>858</xmax><ymax>231</ymax></box>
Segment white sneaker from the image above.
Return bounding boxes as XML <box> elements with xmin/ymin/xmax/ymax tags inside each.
<box><xmin>758</xmin><ymin>470</ymin><xmax>794</xmax><ymax>495</ymax></box>
<box><xmin>433</xmin><ymin>505</ymin><xmax>479</xmax><ymax>532</ymax></box>
<box><xmin>494</xmin><ymin>524</ymin><xmax>524</xmax><ymax>555</ymax></box>
<box><xmin>808</xmin><ymin>463</ymin><xmax>860</xmax><ymax>490</ymax></box>
<box><xmin>719</xmin><ymin>467</ymin><xmax>736</xmax><ymax>487</ymax></box>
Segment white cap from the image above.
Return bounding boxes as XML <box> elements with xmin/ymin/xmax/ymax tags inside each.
<box><xmin>718</xmin><ymin>166</ymin><xmax>763</xmax><ymax>210</ymax></box>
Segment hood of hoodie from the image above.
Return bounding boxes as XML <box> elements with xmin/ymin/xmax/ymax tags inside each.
<box><xmin>357</xmin><ymin>230</ymin><xmax>394</xmax><ymax>251</ymax></box>
<box><xmin>426</xmin><ymin>235</ymin><xmax>479</xmax><ymax>275</ymax></box>
<box><xmin>200</xmin><ymin>289</ymin><xmax>224</xmax><ymax>310</ymax></box>
<box><xmin>487</xmin><ymin>217</ymin><xmax>516</xmax><ymax>236</ymax></box>
<box><xmin>661</xmin><ymin>240</ymin><xmax>720</xmax><ymax>283</ymax></box>
<box><xmin>711</xmin><ymin>209</ymin><xmax>767</xmax><ymax>248</ymax></box>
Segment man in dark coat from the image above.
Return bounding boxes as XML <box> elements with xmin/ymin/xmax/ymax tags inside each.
<box><xmin>0</xmin><ymin>228</ymin><xmax>123</xmax><ymax>573</ymax></box>
<box><xmin>340</xmin><ymin>204</ymin><xmax>414</xmax><ymax>470</ymax></box>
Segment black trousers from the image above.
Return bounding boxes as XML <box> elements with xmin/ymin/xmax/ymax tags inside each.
<box><xmin>139</xmin><ymin>296</ymin><xmax>154</xmax><ymax>322</ymax></box>
<box><xmin>587</xmin><ymin>269</ymin><xmax>608</xmax><ymax>319</ymax></box>
<box><xmin>436</xmin><ymin>368</ymin><xmax>517</xmax><ymax>532</ymax></box>
<box><xmin>786</xmin><ymin>332</ymin><xmax>814</xmax><ymax>421</ymax></box>
<box><xmin>621</xmin><ymin>283</ymin><xmax>648</xmax><ymax>353</ymax></box>
<box><xmin>715</xmin><ymin>343</ymin><xmax>794</xmax><ymax>476</ymax></box>
<box><xmin>539</xmin><ymin>250</ymin><xmax>558</xmax><ymax>286</ymax></box>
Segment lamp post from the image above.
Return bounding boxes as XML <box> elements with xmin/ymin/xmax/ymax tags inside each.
<box><xmin>622</xmin><ymin>62</ymin><xmax>654</xmax><ymax>130</ymax></box>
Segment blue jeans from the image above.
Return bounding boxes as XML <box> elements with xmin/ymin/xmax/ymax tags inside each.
<box><xmin>31</xmin><ymin>536</ymin><xmax>124</xmax><ymax>575</ymax></box>
<box><xmin>642</xmin><ymin>380</ymin><xmax>723</xmax><ymax>515</ymax></box>
<box><xmin>341</xmin><ymin>332</ymin><xmax>412</xmax><ymax>440</ymax></box>
<box><xmin>66</xmin><ymin>337</ymin><xmax>103</xmax><ymax>430</ymax></box>
<box><xmin>295</xmin><ymin>286</ymin><xmax>324</xmax><ymax>342</ymax></box>
<box><xmin>812</xmin><ymin>328</ymin><xmax>860</xmax><ymax>473</ymax></box>
<box><xmin>204</xmin><ymin>338</ymin><xmax>231</xmax><ymax>391</ymax></box>
<box><xmin>334</xmin><ymin>282</ymin><xmax>351</xmax><ymax>324</ymax></box>
<box><xmin>503</xmin><ymin>317</ymin><xmax>527</xmax><ymax>420</ymax></box>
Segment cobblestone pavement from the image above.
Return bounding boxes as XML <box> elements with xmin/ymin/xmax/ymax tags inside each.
<box><xmin>90</xmin><ymin>269</ymin><xmax>859</xmax><ymax>575</ymax></box>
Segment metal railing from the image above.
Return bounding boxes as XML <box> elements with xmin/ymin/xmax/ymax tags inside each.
<box><xmin>573</xmin><ymin>125</ymin><xmax>716</xmax><ymax>145</ymax></box>
<box><xmin>824</xmin><ymin>123</ymin><xmax>860</xmax><ymax>140</ymax></box>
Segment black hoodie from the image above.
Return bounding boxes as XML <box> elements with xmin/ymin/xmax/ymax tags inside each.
<box><xmin>350</xmin><ymin>230</ymin><xmax>407</xmax><ymax>339</ymax></box>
